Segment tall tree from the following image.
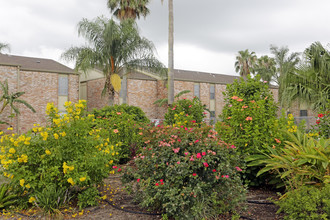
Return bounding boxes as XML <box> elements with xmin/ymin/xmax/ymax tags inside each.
<box><xmin>0</xmin><ymin>43</ymin><xmax>10</xmax><ymax>53</ymax></box>
<box><xmin>235</xmin><ymin>49</ymin><xmax>257</xmax><ymax>77</ymax></box>
<box><xmin>254</xmin><ymin>55</ymin><xmax>276</xmax><ymax>84</ymax></box>
<box><xmin>281</xmin><ymin>42</ymin><xmax>330</xmax><ymax>111</ymax></box>
<box><xmin>107</xmin><ymin>0</ymin><xmax>150</xmax><ymax>21</ymax></box>
<box><xmin>62</xmin><ymin>17</ymin><xmax>164</xmax><ymax>105</ymax></box>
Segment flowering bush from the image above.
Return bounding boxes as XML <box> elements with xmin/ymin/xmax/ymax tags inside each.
<box><xmin>312</xmin><ymin>102</ymin><xmax>330</xmax><ymax>139</ymax></box>
<box><xmin>122</xmin><ymin>124</ymin><xmax>245</xmax><ymax>219</ymax></box>
<box><xmin>92</xmin><ymin>105</ymin><xmax>147</xmax><ymax>163</ymax></box>
<box><xmin>164</xmin><ymin>97</ymin><xmax>206</xmax><ymax>126</ymax></box>
<box><xmin>0</xmin><ymin>100</ymin><xmax>119</xmax><ymax>210</ymax></box>
<box><xmin>216</xmin><ymin>75</ymin><xmax>286</xmax><ymax>186</ymax></box>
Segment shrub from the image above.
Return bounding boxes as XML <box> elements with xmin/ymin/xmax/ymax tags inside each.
<box><xmin>92</xmin><ymin>105</ymin><xmax>146</xmax><ymax>163</ymax></box>
<box><xmin>216</xmin><ymin>75</ymin><xmax>285</xmax><ymax>186</ymax></box>
<box><xmin>164</xmin><ymin>97</ymin><xmax>206</xmax><ymax>126</ymax></box>
<box><xmin>312</xmin><ymin>102</ymin><xmax>330</xmax><ymax>139</ymax></box>
<box><xmin>0</xmin><ymin>100</ymin><xmax>119</xmax><ymax>211</ymax></box>
<box><xmin>122</xmin><ymin>124</ymin><xmax>246</xmax><ymax>219</ymax></box>
<box><xmin>93</xmin><ymin>104</ymin><xmax>149</xmax><ymax>124</ymax></box>
<box><xmin>77</xmin><ymin>187</ymin><xmax>100</xmax><ymax>210</ymax></box>
<box><xmin>275</xmin><ymin>184</ymin><xmax>330</xmax><ymax>220</ymax></box>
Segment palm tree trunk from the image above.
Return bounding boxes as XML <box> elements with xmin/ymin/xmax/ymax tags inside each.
<box><xmin>167</xmin><ymin>0</ymin><xmax>174</xmax><ymax>105</ymax></box>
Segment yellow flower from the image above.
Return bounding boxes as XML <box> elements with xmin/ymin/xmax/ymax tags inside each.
<box><xmin>45</xmin><ymin>150</ymin><xmax>51</xmax><ymax>155</ymax></box>
<box><xmin>7</xmin><ymin>127</ymin><xmax>13</xmax><ymax>131</ymax></box>
<box><xmin>18</xmin><ymin>154</ymin><xmax>28</xmax><ymax>163</ymax></box>
<box><xmin>29</xmin><ymin>196</ymin><xmax>36</xmax><ymax>203</ymax></box>
<box><xmin>9</xmin><ymin>148</ymin><xmax>16</xmax><ymax>154</ymax></box>
<box><xmin>25</xmin><ymin>184</ymin><xmax>31</xmax><ymax>189</ymax></box>
<box><xmin>67</xmin><ymin>178</ymin><xmax>75</xmax><ymax>186</ymax></box>
<box><xmin>20</xmin><ymin>179</ymin><xmax>25</xmax><ymax>187</ymax></box>
<box><xmin>79</xmin><ymin>177</ymin><xmax>86</xmax><ymax>182</ymax></box>
<box><xmin>60</xmin><ymin>132</ymin><xmax>66</xmax><ymax>137</ymax></box>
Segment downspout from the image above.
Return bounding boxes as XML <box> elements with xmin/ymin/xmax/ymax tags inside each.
<box><xmin>16</xmin><ymin>66</ymin><xmax>20</xmax><ymax>134</ymax></box>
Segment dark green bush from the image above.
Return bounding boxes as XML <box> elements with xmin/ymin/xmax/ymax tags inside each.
<box><xmin>275</xmin><ymin>184</ymin><xmax>330</xmax><ymax>220</ymax></box>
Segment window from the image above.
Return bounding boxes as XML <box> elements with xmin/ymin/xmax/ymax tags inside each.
<box><xmin>194</xmin><ymin>83</ymin><xmax>200</xmax><ymax>98</ymax></box>
<box><xmin>300</xmin><ymin>110</ymin><xmax>308</xmax><ymax>117</ymax></box>
<box><xmin>210</xmin><ymin>84</ymin><xmax>215</xmax><ymax>100</ymax></box>
<box><xmin>58</xmin><ymin>75</ymin><xmax>68</xmax><ymax>112</ymax></box>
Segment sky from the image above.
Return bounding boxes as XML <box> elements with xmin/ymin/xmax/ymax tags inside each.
<box><xmin>1</xmin><ymin>0</ymin><xmax>330</xmax><ymax>76</ymax></box>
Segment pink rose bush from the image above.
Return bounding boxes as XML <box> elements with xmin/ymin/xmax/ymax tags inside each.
<box><xmin>122</xmin><ymin>124</ymin><xmax>245</xmax><ymax>219</ymax></box>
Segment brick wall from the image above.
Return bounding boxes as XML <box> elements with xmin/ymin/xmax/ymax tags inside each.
<box><xmin>0</xmin><ymin>65</ymin><xmax>79</xmax><ymax>133</ymax></box>
<box><xmin>215</xmin><ymin>84</ymin><xmax>227</xmax><ymax>118</ymax></box>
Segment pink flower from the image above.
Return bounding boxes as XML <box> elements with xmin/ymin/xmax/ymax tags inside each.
<box><xmin>196</xmin><ymin>153</ymin><xmax>202</xmax><ymax>159</ymax></box>
<box><xmin>245</xmin><ymin>116</ymin><xmax>252</xmax><ymax>121</ymax></box>
<box><xmin>112</xmin><ymin>166</ymin><xmax>117</xmax><ymax>169</ymax></box>
<box><xmin>194</xmin><ymin>139</ymin><xmax>199</xmax><ymax>143</ymax></box>
<box><xmin>177</xmin><ymin>161</ymin><xmax>181</xmax><ymax>164</ymax></box>
<box><xmin>203</xmin><ymin>112</ymin><xmax>207</xmax><ymax>115</ymax></box>
<box><xmin>113</xmin><ymin>129</ymin><xmax>119</xmax><ymax>133</ymax></box>
<box><xmin>137</xmin><ymin>179</ymin><xmax>140</xmax><ymax>182</ymax></box>
<box><xmin>224</xmin><ymin>175</ymin><xmax>229</xmax><ymax>178</ymax></box>
<box><xmin>191</xmin><ymin>120</ymin><xmax>196</xmax><ymax>123</ymax></box>
<box><xmin>155</xmin><ymin>183</ymin><xmax>159</xmax><ymax>186</ymax></box>
<box><xmin>178</xmin><ymin>139</ymin><xmax>182</xmax><ymax>142</ymax></box>
<box><xmin>160</xmin><ymin>179</ymin><xmax>163</xmax><ymax>182</ymax></box>
<box><xmin>185</xmin><ymin>127</ymin><xmax>188</xmax><ymax>131</ymax></box>
<box><xmin>184</xmin><ymin>152</ymin><xmax>189</xmax><ymax>156</ymax></box>
<box><xmin>192</xmin><ymin>173</ymin><xmax>197</xmax><ymax>176</ymax></box>
<box><xmin>202</xmin><ymin>152</ymin><xmax>206</xmax><ymax>156</ymax></box>
<box><xmin>228</xmin><ymin>104</ymin><xmax>232</xmax><ymax>107</ymax></box>
<box><xmin>230</xmin><ymin>145</ymin><xmax>236</xmax><ymax>149</ymax></box>
<box><xmin>235</xmin><ymin>166</ymin><xmax>242</xmax><ymax>172</ymax></box>
<box><xmin>190</xmin><ymin>156</ymin><xmax>195</xmax><ymax>161</ymax></box>
<box><xmin>116</xmin><ymin>112</ymin><xmax>121</xmax><ymax>115</ymax></box>
<box><xmin>173</xmin><ymin>148</ymin><xmax>180</xmax><ymax>153</ymax></box>
<box><xmin>161</xmin><ymin>182</ymin><xmax>164</xmax><ymax>185</ymax></box>
<box><xmin>189</xmin><ymin>105</ymin><xmax>192</xmax><ymax>108</ymax></box>
<box><xmin>212</xmin><ymin>169</ymin><xmax>216</xmax><ymax>172</ymax></box>
<box><xmin>203</xmin><ymin>162</ymin><xmax>209</xmax><ymax>167</ymax></box>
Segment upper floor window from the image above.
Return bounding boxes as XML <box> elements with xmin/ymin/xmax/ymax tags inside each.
<box><xmin>194</xmin><ymin>83</ymin><xmax>200</xmax><ymax>98</ymax></box>
<box><xmin>210</xmin><ymin>84</ymin><xmax>215</xmax><ymax>100</ymax></box>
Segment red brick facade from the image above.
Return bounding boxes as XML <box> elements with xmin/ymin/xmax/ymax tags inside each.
<box><xmin>0</xmin><ymin>65</ymin><xmax>79</xmax><ymax>133</ymax></box>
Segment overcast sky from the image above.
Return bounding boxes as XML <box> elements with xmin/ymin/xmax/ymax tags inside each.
<box><xmin>1</xmin><ymin>0</ymin><xmax>330</xmax><ymax>76</ymax></box>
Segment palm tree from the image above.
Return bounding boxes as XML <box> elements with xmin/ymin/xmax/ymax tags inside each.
<box><xmin>235</xmin><ymin>49</ymin><xmax>257</xmax><ymax>77</ymax></box>
<box><xmin>62</xmin><ymin>17</ymin><xmax>164</xmax><ymax>105</ymax></box>
<box><xmin>0</xmin><ymin>43</ymin><xmax>10</xmax><ymax>53</ymax></box>
<box><xmin>254</xmin><ymin>55</ymin><xmax>276</xmax><ymax>83</ymax></box>
<box><xmin>107</xmin><ymin>0</ymin><xmax>150</xmax><ymax>21</ymax></box>
<box><xmin>0</xmin><ymin>80</ymin><xmax>36</xmax><ymax>125</ymax></box>
<box><xmin>281</xmin><ymin>42</ymin><xmax>330</xmax><ymax>111</ymax></box>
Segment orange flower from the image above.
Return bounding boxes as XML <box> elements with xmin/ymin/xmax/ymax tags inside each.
<box><xmin>250</xmin><ymin>100</ymin><xmax>255</xmax><ymax>103</ymax></box>
<box><xmin>242</xmin><ymin>105</ymin><xmax>248</xmax><ymax>109</ymax></box>
<box><xmin>245</xmin><ymin>116</ymin><xmax>252</xmax><ymax>121</ymax></box>
<box><xmin>231</xmin><ymin>96</ymin><xmax>239</xmax><ymax>100</ymax></box>
<box><xmin>237</xmin><ymin>98</ymin><xmax>243</xmax><ymax>102</ymax></box>
<box><xmin>275</xmin><ymin>138</ymin><xmax>281</xmax><ymax>143</ymax></box>
<box><xmin>113</xmin><ymin>129</ymin><xmax>119</xmax><ymax>133</ymax></box>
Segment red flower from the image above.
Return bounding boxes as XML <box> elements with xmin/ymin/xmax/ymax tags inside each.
<box><xmin>316</xmin><ymin>119</ymin><xmax>321</xmax><ymax>124</ymax></box>
<box><xmin>196</xmin><ymin>153</ymin><xmax>202</xmax><ymax>159</ymax></box>
<box><xmin>137</xmin><ymin>179</ymin><xmax>140</xmax><ymax>182</ymax></box>
<box><xmin>161</xmin><ymin>182</ymin><xmax>164</xmax><ymax>185</ymax></box>
<box><xmin>203</xmin><ymin>162</ymin><xmax>209</xmax><ymax>167</ymax></box>
<box><xmin>318</xmin><ymin>113</ymin><xmax>324</xmax><ymax>118</ymax></box>
<box><xmin>194</xmin><ymin>139</ymin><xmax>199</xmax><ymax>143</ymax></box>
<box><xmin>191</xmin><ymin>120</ymin><xmax>196</xmax><ymax>123</ymax></box>
<box><xmin>202</xmin><ymin>152</ymin><xmax>206</xmax><ymax>156</ymax></box>
<box><xmin>117</xmin><ymin>168</ymin><xmax>122</xmax><ymax>172</ymax></box>
<box><xmin>192</xmin><ymin>173</ymin><xmax>197</xmax><ymax>176</ymax></box>
<box><xmin>212</xmin><ymin>169</ymin><xmax>216</xmax><ymax>172</ymax></box>
<box><xmin>160</xmin><ymin>179</ymin><xmax>163</xmax><ymax>182</ymax></box>
<box><xmin>112</xmin><ymin>166</ymin><xmax>117</xmax><ymax>169</ymax></box>
<box><xmin>155</xmin><ymin>183</ymin><xmax>159</xmax><ymax>186</ymax></box>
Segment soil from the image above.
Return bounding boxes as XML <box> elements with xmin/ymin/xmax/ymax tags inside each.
<box><xmin>7</xmin><ymin>173</ymin><xmax>285</xmax><ymax>220</ymax></box>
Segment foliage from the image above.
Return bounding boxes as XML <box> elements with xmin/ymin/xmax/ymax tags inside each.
<box><xmin>235</xmin><ymin>49</ymin><xmax>257</xmax><ymax>77</ymax></box>
<box><xmin>0</xmin><ymin>183</ymin><xmax>17</xmax><ymax>209</ymax></box>
<box><xmin>312</xmin><ymin>101</ymin><xmax>330</xmax><ymax>139</ymax></box>
<box><xmin>107</xmin><ymin>0</ymin><xmax>150</xmax><ymax>21</ymax></box>
<box><xmin>122</xmin><ymin>124</ymin><xmax>246</xmax><ymax>219</ymax></box>
<box><xmin>216</xmin><ymin>75</ymin><xmax>288</xmax><ymax>186</ymax></box>
<box><xmin>281</xmin><ymin>42</ymin><xmax>330</xmax><ymax>111</ymax></box>
<box><xmin>62</xmin><ymin>17</ymin><xmax>164</xmax><ymax>104</ymax></box>
<box><xmin>164</xmin><ymin>96</ymin><xmax>206</xmax><ymax>126</ymax></box>
<box><xmin>77</xmin><ymin>187</ymin><xmax>100</xmax><ymax>210</ymax></box>
<box><xmin>0</xmin><ymin>79</ymin><xmax>36</xmax><ymax>125</ymax></box>
<box><xmin>253</xmin><ymin>55</ymin><xmax>276</xmax><ymax>84</ymax></box>
<box><xmin>0</xmin><ymin>100</ymin><xmax>119</xmax><ymax>210</ymax></box>
<box><xmin>252</xmin><ymin>129</ymin><xmax>330</xmax><ymax>190</ymax></box>
<box><xmin>93</xmin><ymin>104</ymin><xmax>149</xmax><ymax>124</ymax></box>
<box><xmin>153</xmin><ymin>90</ymin><xmax>191</xmax><ymax>107</ymax></box>
<box><xmin>92</xmin><ymin>104</ymin><xmax>147</xmax><ymax>162</ymax></box>
<box><xmin>275</xmin><ymin>184</ymin><xmax>330</xmax><ymax>220</ymax></box>
<box><xmin>0</xmin><ymin>43</ymin><xmax>10</xmax><ymax>53</ymax></box>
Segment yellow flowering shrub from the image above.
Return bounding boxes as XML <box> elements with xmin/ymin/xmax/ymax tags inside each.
<box><xmin>0</xmin><ymin>100</ymin><xmax>120</xmax><ymax>208</ymax></box>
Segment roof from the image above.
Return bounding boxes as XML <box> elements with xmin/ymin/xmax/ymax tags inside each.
<box><xmin>173</xmin><ymin>69</ymin><xmax>239</xmax><ymax>84</ymax></box>
<box><xmin>0</xmin><ymin>54</ymin><xmax>76</xmax><ymax>74</ymax></box>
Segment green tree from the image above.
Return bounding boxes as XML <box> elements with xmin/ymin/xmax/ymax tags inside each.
<box><xmin>235</xmin><ymin>49</ymin><xmax>257</xmax><ymax>77</ymax></box>
<box><xmin>107</xmin><ymin>0</ymin><xmax>150</xmax><ymax>21</ymax></box>
<box><xmin>62</xmin><ymin>17</ymin><xmax>164</xmax><ymax>105</ymax></box>
<box><xmin>281</xmin><ymin>42</ymin><xmax>330</xmax><ymax>111</ymax></box>
<box><xmin>0</xmin><ymin>80</ymin><xmax>36</xmax><ymax>125</ymax></box>
<box><xmin>254</xmin><ymin>55</ymin><xmax>276</xmax><ymax>84</ymax></box>
<box><xmin>0</xmin><ymin>43</ymin><xmax>10</xmax><ymax>53</ymax></box>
